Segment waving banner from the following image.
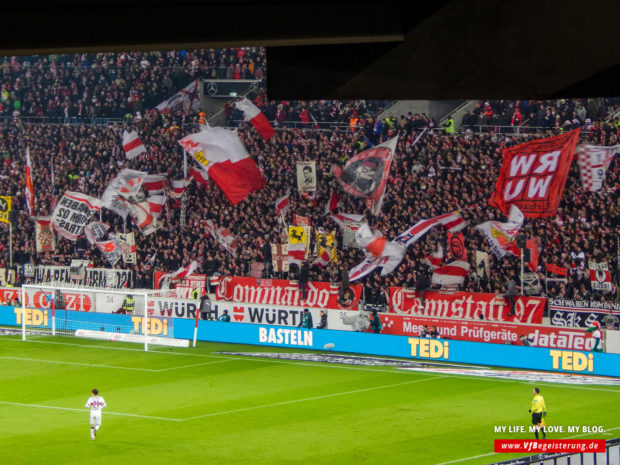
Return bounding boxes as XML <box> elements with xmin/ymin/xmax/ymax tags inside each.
<box><xmin>575</xmin><ymin>144</ymin><xmax>619</xmax><ymax>192</ymax></box>
<box><xmin>332</xmin><ymin>136</ymin><xmax>397</xmax><ymax>214</ymax></box>
<box><xmin>117</xmin><ymin>232</ymin><xmax>137</xmax><ymax>264</ymax></box>
<box><xmin>34</xmin><ymin>216</ymin><xmax>56</xmax><ymax>253</ymax></box>
<box><xmin>51</xmin><ymin>192</ymin><xmax>103</xmax><ymax>241</ymax></box>
<box><xmin>490</xmin><ymin>129</ymin><xmax>580</xmax><ymax>217</ymax></box>
<box><xmin>296</xmin><ymin>161</ymin><xmax>317</xmax><ymax>192</ymax></box>
<box><xmin>96</xmin><ymin>237</ymin><xmax>122</xmax><ymax>266</ymax></box>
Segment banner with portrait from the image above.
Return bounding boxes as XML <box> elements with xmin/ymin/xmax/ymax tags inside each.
<box><xmin>296</xmin><ymin>161</ymin><xmax>317</xmax><ymax>192</ymax></box>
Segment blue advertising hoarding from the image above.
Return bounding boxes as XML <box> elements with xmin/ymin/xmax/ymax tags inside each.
<box><xmin>1</xmin><ymin>306</ymin><xmax>619</xmax><ymax>378</ymax></box>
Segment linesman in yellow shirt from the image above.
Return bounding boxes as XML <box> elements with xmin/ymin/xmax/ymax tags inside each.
<box><xmin>529</xmin><ymin>387</ymin><xmax>547</xmax><ymax>439</ymax></box>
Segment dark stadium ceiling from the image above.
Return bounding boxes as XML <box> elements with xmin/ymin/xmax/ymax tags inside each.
<box><xmin>2</xmin><ymin>0</ymin><xmax>620</xmax><ymax>100</ymax></box>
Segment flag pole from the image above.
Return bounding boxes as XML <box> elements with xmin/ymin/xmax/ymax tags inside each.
<box><xmin>180</xmin><ymin>149</ymin><xmax>187</xmax><ymax>229</ymax></box>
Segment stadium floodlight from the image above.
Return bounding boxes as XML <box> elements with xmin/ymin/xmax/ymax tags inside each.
<box><xmin>20</xmin><ymin>283</ymin><xmax>189</xmax><ymax>351</ymax></box>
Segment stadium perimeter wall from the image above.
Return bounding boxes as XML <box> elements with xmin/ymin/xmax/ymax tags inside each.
<box><xmin>1</xmin><ymin>306</ymin><xmax>619</xmax><ymax>378</ymax></box>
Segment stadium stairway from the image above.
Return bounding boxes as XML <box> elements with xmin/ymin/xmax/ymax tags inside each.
<box><xmin>377</xmin><ymin>99</ymin><xmax>471</xmax><ymax>129</ymax></box>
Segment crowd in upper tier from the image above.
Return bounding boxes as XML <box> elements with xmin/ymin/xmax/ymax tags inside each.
<box><xmin>0</xmin><ymin>49</ymin><xmax>618</xmax><ymax>302</ymax></box>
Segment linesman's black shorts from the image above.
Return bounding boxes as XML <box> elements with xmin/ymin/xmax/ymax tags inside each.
<box><xmin>531</xmin><ymin>412</ymin><xmax>542</xmax><ymax>425</ymax></box>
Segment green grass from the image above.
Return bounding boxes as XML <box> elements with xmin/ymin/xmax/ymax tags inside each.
<box><xmin>0</xmin><ymin>335</ymin><xmax>618</xmax><ymax>465</ymax></box>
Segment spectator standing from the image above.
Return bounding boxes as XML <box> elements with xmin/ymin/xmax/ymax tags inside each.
<box><xmin>298</xmin><ymin>308</ymin><xmax>313</xmax><ymax>329</ymax></box>
<box><xmin>504</xmin><ymin>275</ymin><xmax>519</xmax><ymax>317</ymax></box>
<box><xmin>316</xmin><ymin>310</ymin><xmax>327</xmax><ymax>329</ymax></box>
<box><xmin>370</xmin><ymin>310</ymin><xmax>382</xmax><ymax>334</ymax></box>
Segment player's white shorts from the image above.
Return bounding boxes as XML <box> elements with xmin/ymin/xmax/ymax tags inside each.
<box><xmin>90</xmin><ymin>411</ymin><xmax>102</xmax><ymax>426</ymax></box>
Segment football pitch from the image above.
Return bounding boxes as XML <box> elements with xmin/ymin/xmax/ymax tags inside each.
<box><xmin>0</xmin><ymin>335</ymin><xmax>618</xmax><ymax>465</ymax></box>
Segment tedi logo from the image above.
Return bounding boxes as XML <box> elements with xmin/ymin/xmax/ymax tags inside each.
<box><xmin>258</xmin><ymin>327</ymin><xmax>313</xmax><ymax>347</ymax></box>
<box><xmin>549</xmin><ymin>350</ymin><xmax>594</xmax><ymax>373</ymax></box>
<box><xmin>408</xmin><ymin>337</ymin><xmax>449</xmax><ymax>359</ymax></box>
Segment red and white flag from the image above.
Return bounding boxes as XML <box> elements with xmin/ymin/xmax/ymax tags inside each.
<box><xmin>34</xmin><ymin>216</ymin><xmax>55</xmax><ymax>253</ymax></box>
<box><xmin>234</xmin><ymin>98</ymin><xmax>274</xmax><ymax>140</ymax></box>
<box><xmin>431</xmin><ymin>261</ymin><xmax>470</xmax><ymax>287</ymax></box>
<box><xmin>170</xmin><ymin>178</ymin><xmax>192</xmax><ymax>199</ymax></box>
<box><xmin>475</xmin><ymin>205</ymin><xmax>524</xmax><ymax>259</ymax></box>
<box><xmin>393</xmin><ymin>212</ymin><xmax>467</xmax><ymax>247</ymax></box>
<box><xmin>424</xmin><ymin>245</ymin><xmax>444</xmax><ymax>270</ymax></box>
<box><xmin>25</xmin><ymin>147</ymin><xmax>35</xmax><ymax>216</ymax></box>
<box><xmin>490</xmin><ymin>129</ymin><xmax>580</xmax><ymax>217</ymax></box>
<box><xmin>293</xmin><ymin>214</ymin><xmax>311</xmax><ymax>226</ymax></box>
<box><xmin>275</xmin><ymin>191</ymin><xmax>290</xmax><ymax>219</ymax></box>
<box><xmin>96</xmin><ymin>236</ymin><xmax>122</xmax><ymax>266</ymax></box>
<box><xmin>157</xmin><ymin>260</ymin><xmax>199</xmax><ymax>288</ymax></box>
<box><xmin>143</xmin><ymin>174</ymin><xmax>169</xmax><ymax>196</ymax></box>
<box><xmin>178</xmin><ymin>126</ymin><xmax>266</xmax><ymax>205</ymax></box>
<box><xmin>84</xmin><ymin>221</ymin><xmax>110</xmax><ymax>245</ymax></box>
<box><xmin>189</xmin><ymin>167</ymin><xmax>209</xmax><ymax>187</ymax></box>
<box><xmin>101</xmin><ymin>169</ymin><xmax>147</xmax><ymax>218</ymax></box>
<box><xmin>122</xmin><ymin>130</ymin><xmax>147</xmax><ymax>160</ymax></box>
<box><xmin>355</xmin><ymin>223</ymin><xmax>405</xmax><ymax>277</ymax></box>
<box><xmin>128</xmin><ymin>195</ymin><xmax>166</xmax><ymax>235</ymax></box>
<box><xmin>330</xmin><ymin>212</ymin><xmax>364</xmax><ymax>229</ymax></box>
<box><xmin>324</xmin><ymin>190</ymin><xmax>342</xmax><ymax>215</ymax></box>
<box><xmin>589</xmin><ymin>261</ymin><xmax>612</xmax><ymax>294</ymax></box>
<box><xmin>203</xmin><ymin>219</ymin><xmax>238</xmax><ymax>255</ymax></box>
<box><xmin>332</xmin><ymin>136</ymin><xmax>397</xmax><ymax>215</ymax></box>
<box><xmin>575</xmin><ymin>144</ymin><xmax>619</xmax><ymax>192</ymax></box>
<box><xmin>155</xmin><ymin>79</ymin><xmax>200</xmax><ymax>113</ymax></box>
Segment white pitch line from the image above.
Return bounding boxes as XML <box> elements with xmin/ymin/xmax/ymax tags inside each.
<box><xmin>0</xmin><ymin>355</ymin><xmax>240</xmax><ymax>372</ymax></box>
<box><xmin>0</xmin><ymin>400</ymin><xmax>181</xmax><ymax>422</ymax></box>
<box><xmin>0</xmin><ymin>356</ymin><xmax>159</xmax><ymax>372</ymax></box>
<box><xmin>157</xmin><ymin>358</ymin><xmax>241</xmax><ymax>371</ymax></box>
<box><xmin>183</xmin><ymin>376</ymin><xmax>445</xmax><ymax>421</ymax></box>
<box><xmin>434</xmin><ymin>425</ymin><xmax>620</xmax><ymax>465</ymax></box>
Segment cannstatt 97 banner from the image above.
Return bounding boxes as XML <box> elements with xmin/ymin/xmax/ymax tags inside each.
<box><xmin>389</xmin><ymin>288</ymin><xmax>545</xmax><ymax>324</ymax></box>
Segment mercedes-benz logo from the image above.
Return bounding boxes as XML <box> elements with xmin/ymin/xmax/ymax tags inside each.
<box><xmin>206</xmin><ymin>82</ymin><xmax>218</xmax><ymax>95</ymax></box>
<box><xmin>0</xmin><ymin>198</ymin><xmax>7</xmax><ymax>211</ymax></box>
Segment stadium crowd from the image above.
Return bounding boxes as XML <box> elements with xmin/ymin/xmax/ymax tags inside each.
<box><xmin>0</xmin><ymin>49</ymin><xmax>618</xmax><ymax>304</ymax></box>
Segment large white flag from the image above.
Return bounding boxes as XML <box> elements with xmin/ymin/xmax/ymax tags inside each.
<box><xmin>51</xmin><ymin>192</ymin><xmax>103</xmax><ymax>241</ymax></box>
<box><xmin>474</xmin><ymin>205</ymin><xmax>524</xmax><ymax>258</ymax></box>
<box><xmin>575</xmin><ymin>144</ymin><xmax>619</xmax><ymax>192</ymax></box>
<box><xmin>101</xmin><ymin>169</ymin><xmax>147</xmax><ymax>218</ymax></box>
<box><xmin>155</xmin><ymin>79</ymin><xmax>201</xmax><ymax>113</ymax></box>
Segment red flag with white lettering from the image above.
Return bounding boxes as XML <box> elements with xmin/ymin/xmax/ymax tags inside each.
<box><xmin>490</xmin><ymin>129</ymin><xmax>580</xmax><ymax>218</ymax></box>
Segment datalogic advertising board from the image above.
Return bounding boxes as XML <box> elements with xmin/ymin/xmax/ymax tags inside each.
<box><xmin>1</xmin><ymin>306</ymin><xmax>618</xmax><ymax>378</ymax></box>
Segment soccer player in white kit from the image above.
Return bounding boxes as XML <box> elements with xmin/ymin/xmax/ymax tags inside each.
<box><xmin>85</xmin><ymin>388</ymin><xmax>106</xmax><ymax>440</ymax></box>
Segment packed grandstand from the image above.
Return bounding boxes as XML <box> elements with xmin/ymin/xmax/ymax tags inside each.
<box><xmin>0</xmin><ymin>47</ymin><xmax>618</xmax><ymax>312</ymax></box>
